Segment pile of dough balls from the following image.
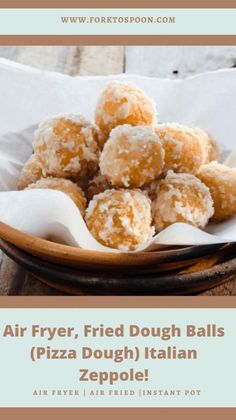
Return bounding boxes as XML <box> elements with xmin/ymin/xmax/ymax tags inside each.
<box><xmin>17</xmin><ymin>81</ymin><xmax>235</xmax><ymax>251</ymax></box>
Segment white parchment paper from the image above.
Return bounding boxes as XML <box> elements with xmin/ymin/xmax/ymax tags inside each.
<box><xmin>0</xmin><ymin>58</ymin><xmax>236</xmax><ymax>252</ymax></box>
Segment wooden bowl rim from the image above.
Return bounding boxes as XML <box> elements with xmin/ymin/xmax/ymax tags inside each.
<box><xmin>2</xmin><ymin>238</ymin><xmax>236</xmax><ymax>296</ymax></box>
<box><xmin>0</xmin><ymin>221</ymin><xmax>223</xmax><ymax>268</ymax></box>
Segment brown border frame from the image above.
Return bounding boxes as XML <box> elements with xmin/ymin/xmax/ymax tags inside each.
<box><xmin>0</xmin><ymin>2</ymin><xmax>235</xmax><ymax>418</ymax></box>
<box><xmin>0</xmin><ymin>408</ymin><xmax>235</xmax><ymax>419</ymax></box>
<box><xmin>0</xmin><ymin>1</ymin><xmax>236</xmax><ymax>8</ymax></box>
<box><xmin>0</xmin><ymin>35</ymin><xmax>236</xmax><ymax>45</ymax></box>
<box><xmin>0</xmin><ymin>296</ymin><xmax>235</xmax><ymax>307</ymax></box>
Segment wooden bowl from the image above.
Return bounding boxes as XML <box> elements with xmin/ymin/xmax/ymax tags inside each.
<box><xmin>1</xmin><ymin>221</ymin><xmax>236</xmax><ymax>295</ymax></box>
<box><xmin>0</xmin><ymin>221</ymin><xmax>222</xmax><ymax>273</ymax></box>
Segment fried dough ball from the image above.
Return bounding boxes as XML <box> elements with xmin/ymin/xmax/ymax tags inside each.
<box><xmin>17</xmin><ymin>154</ymin><xmax>44</xmax><ymax>190</ymax></box>
<box><xmin>95</xmin><ymin>82</ymin><xmax>157</xmax><ymax>144</ymax></box>
<box><xmin>33</xmin><ymin>114</ymin><xmax>99</xmax><ymax>181</ymax></box>
<box><xmin>193</xmin><ymin>127</ymin><xmax>220</xmax><ymax>163</ymax></box>
<box><xmin>27</xmin><ymin>177</ymin><xmax>87</xmax><ymax>216</ymax></box>
<box><xmin>145</xmin><ymin>176</ymin><xmax>165</xmax><ymax>201</ymax></box>
<box><xmin>152</xmin><ymin>171</ymin><xmax>214</xmax><ymax>232</ymax></box>
<box><xmin>85</xmin><ymin>189</ymin><xmax>155</xmax><ymax>251</ymax></box>
<box><xmin>207</xmin><ymin>137</ymin><xmax>220</xmax><ymax>162</ymax></box>
<box><xmin>156</xmin><ymin>123</ymin><xmax>205</xmax><ymax>174</ymax></box>
<box><xmin>100</xmin><ymin>125</ymin><xmax>164</xmax><ymax>188</ymax></box>
<box><xmin>86</xmin><ymin>172</ymin><xmax>111</xmax><ymax>200</ymax></box>
<box><xmin>197</xmin><ymin>162</ymin><xmax>236</xmax><ymax>221</ymax></box>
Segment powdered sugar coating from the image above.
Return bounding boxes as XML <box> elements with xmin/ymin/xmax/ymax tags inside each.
<box><xmin>197</xmin><ymin>162</ymin><xmax>236</xmax><ymax>221</ymax></box>
<box><xmin>27</xmin><ymin>177</ymin><xmax>87</xmax><ymax>216</ymax></box>
<box><xmin>95</xmin><ymin>82</ymin><xmax>157</xmax><ymax>144</ymax></box>
<box><xmin>33</xmin><ymin>113</ymin><xmax>99</xmax><ymax>181</ymax></box>
<box><xmin>100</xmin><ymin>124</ymin><xmax>164</xmax><ymax>188</ymax></box>
<box><xmin>85</xmin><ymin>189</ymin><xmax>155</xmax><ymax>251</ymax></box>
<box><xmin>17</xmin><ymin>154</ymin><xmax>44</xmax><ymax>190</ymax></box>
<box><xmin>156</xmin><ymin>123</ymin><xmax>205</xmax><ymax>174</ymax></box>
<box><xmin>152</xmin><ymin>171</ymin><xmax>214</xmax><ymax>232</ymax></box>
<box><xmin>193</xmin><ymin>127</ymin><xmax>220</xmax><ymax>163</ymax></box>
<box><xmin>86</xmin><ymin>171</ymin><xmax>112</xmax><ymax>200</ymax></box>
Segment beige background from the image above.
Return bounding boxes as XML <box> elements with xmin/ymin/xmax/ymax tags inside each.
<box><xmin>0</xmin><ymin>45</ymin><xmax>236</xmax><ymax>295</ymax></box>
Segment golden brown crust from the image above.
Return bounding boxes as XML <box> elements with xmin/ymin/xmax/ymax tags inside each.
<box><xmin>17</xmin><ymin>154</ymin><xmax>44</xmax><ymax>190</ymax></box>
<box><xmin>152</xmin><ymin>171</ymin><xmax>214</xmax><ymax>232</ymax></box>
<box><xmin>156</xmin><ymin>123</ymin><xmax>205</xmax><ymax>175</ymax></box>
<box><xmin>34</xmin><ymin>114</ymin><xmax>99</xmax><ymax>181</ymax></box>
<box><xmin>95</xmin><ymin>82</ymin><xmax>157</xmax><ymax>142</ymax></box>
<box><xmin>85</xmin><ymin>189</ymin><xmax>154</xmax><ymax>251</ymax></box>
<box><xmin>193</xmin><ymin>127</ymin><xmax>220</xmax><ymax>163</ymax></box>
<box><xmin>100</xmin><ymin>124</ymin><xmax>164</xmax><ymax>188</ymax></box>
<box><xmin>86</xmin><ymin>172</ymin><xmax>112</xmax><ymax>201</ymax></box>
<box><xmin>197</xmin><ymin>162</ymin><xmax>236</xmax><ymax>221</ymax></box>
<box><xmin>27</xmin><ymin>177</ymin><xmax>87</xmax><ymax>216</ymax></box>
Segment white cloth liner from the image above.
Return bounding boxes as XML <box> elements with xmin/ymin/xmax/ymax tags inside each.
<box><xmin>0</xmin><ymin>58</ymin><xmax>236</xmax><ymax>253</ymax></box>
